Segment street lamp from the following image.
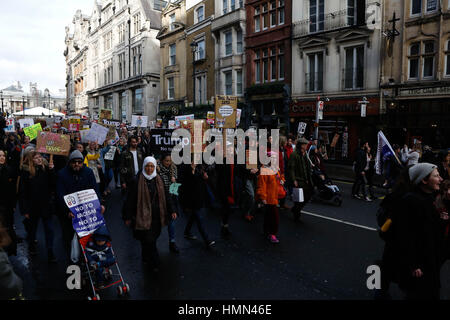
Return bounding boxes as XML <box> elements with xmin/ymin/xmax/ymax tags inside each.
<box><xmin>314</xmin><ymin>96</ymin><xmax>329</xmax><ymax>140</ymax></box>
<box><xmin>190</xmin><ymin>41</ymin><xmax>198</xmax><ymax>108</ymax></box>
<box><xmin>45</xmin><ymin>88</ymin><xmax>50</xmax><ymax>117</ymax></box>
<box><xmin>0</xmin><ymin>90</ymin><xmax>4</xmax><ymax>115</ymax></box>
<box><xmin>22</xmin><ymin>95</ymin><xmax>26</xmax><ymax>116</ymax></box>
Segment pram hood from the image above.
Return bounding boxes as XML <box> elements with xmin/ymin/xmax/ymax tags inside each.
<box><xmin>92</xmin><ymin>225</ymin><xmax>111</xmax><ymax>241</ymax></box>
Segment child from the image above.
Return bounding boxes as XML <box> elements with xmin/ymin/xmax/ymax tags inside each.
<box><xmin>85</xmin><ymin>225</ymin><xmax>116</xmax><ymax>287</ymax></box>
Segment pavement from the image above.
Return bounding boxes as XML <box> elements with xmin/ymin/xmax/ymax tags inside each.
<box><xmin>8</xmin><ymin>179</ymin><xmax>450</xmax><ymax>300</ymax></box>
<box><xmin>323</xmin><ymin>162</ymin><xmax>385</xmax><ymax>186</ymax></box>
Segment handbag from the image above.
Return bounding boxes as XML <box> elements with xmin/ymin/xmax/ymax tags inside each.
<box><xmin>292</xmin><ymin>187</ymin><xmax>304</xmax><ymax>203</ymax></box>
<box><xmin>275</xmin><ymin>172</ymin><xmax>287</xmax><ymax>200</ymax></box>
<box><xmin>70</xmin><ymin>233</ymin><xmax>81</xmax><ymax>264</ymax></box>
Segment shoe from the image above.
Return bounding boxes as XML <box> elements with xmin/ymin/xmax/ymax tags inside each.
<box><xmin>207</xmin><ymin>240</ymin><xmax>215</xmax><ymax>247</ymax></box>
<box><xmin>268</xmin><ymin>235</ymin><xmax>280</xmax><ymax>244</ymax></box>
<box><xmin>244</xmin><ymin>214</ymin><xmax>254</xmax><ymax>222</ymax></box>
<box><xmin>184</xmin><ymin>233</ymin><xmax>197</xmax><ymax>240</ymax></box>
<box><xmin>364</xmin><ymin>196</ymin><xmax>373</xmax><ymax>202</ymax></box>
<box><xmin>169</xmin><ymin>242</ymin><xmax>180</xmax><ymax>253</ymax></box>
<box><xmin>48</xmin><ymin>250</ymin><xmax>57</xmax><ymax>263</ymax></box>
<box><xmin>116</xmin><ymin>184</ymin><xmax>121</xmax><ymax>189</ymax></box>
<box><xmin>352</xmin><ymin>194</ymin><xmax>363</xmax><ymax>200</ymax></box>
<box><xmin>221</xmin><ymin>226</ymin><xmax>231</xmax><ymax>238</ymax></box>
<box><xmin>28</xmin><ymin>243</ymin><xmax>37</xmax><ymax>256</ymax></box>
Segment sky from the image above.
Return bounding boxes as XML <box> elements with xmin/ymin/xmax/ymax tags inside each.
<box><xmin>0</xmin><ymin>0</ymin><xmax>95</xmax><ymax>95</ymax></box>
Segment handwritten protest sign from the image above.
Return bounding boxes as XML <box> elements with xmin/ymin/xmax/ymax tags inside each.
<box><xmin>36</xmin><ymin>132</ymin><xmax>71</xmax><ymax>156</ymax></box>
<box><xmin>23</xmin><ymin>123</ymin><xmax>43</xmax><ymax>140</ymax></box>
<box><xmin>100</xmin><ymin>109</ymin><xmax>112</xmax><ymax>121</ymax></box>
<box><xmin>85</xmin><ymin>123</ymin><xmax>109</xmax><ymax>145</ymax></box>
<box><xmin>131</xmin><ymin>115</ymin><xmax>148</xmax><ymax>128</ymax></box>
<box><xmin>174</xmin><ymin>114</ymin><xmax>194</xmax><ymax>128</ymax></box>
<box><xmin>64</xmin><ymin>189</ymin><xmax>105</xmax><ymax>238</ymax></box>
<box><xmin>19</xmin><ymin>118</ymin><xmax>34</xmax><ymax>129</ymax></box>
<box><xmin>104</xmin><ymin>146</ymin><xmax>117</xmax><ymax>161</ymax></box>
<box><xmin>215</xmin><ymin>95</ymin><xmax>237</xmax><ymax>129</ymax></box>
<box><xmin>4</xmin><ymin>119</ymin><xmax>15</xmax><ymax>133</ymax></box>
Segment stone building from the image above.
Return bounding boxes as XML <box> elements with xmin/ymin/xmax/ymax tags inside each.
<box><xmin>381</xmin><ymin>0</ymin><xmax>450</xmax><ymax>149</ymax></box>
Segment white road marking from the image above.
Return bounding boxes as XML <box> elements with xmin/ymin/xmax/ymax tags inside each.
<box><xmin>302</xmin><ymin>210</ymin><xmax>377</xmax><ymax>232</ymax></box>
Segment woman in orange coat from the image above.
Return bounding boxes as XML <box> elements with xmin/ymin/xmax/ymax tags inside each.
<box><xmin>256</xmin><ymin>151</ymin><xmax>284</xmax><ymax>243</ymax></box>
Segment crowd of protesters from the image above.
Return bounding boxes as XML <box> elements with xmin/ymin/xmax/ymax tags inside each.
<box><xmin>0</xmin><ymin>113</ymin><xmax>449</xmax><ymax>300</ymax></box>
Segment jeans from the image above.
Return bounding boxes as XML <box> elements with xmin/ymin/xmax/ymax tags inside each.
<box><xmin>241</xmin><ymin>180</ymin><xmax>256</xmax><ymax>216</ymax></box>
<box><xmin>184</xmin><ymin>208</ymin><xmax>210</xmax><ymax>243</ymax></box>
<box><xmin>24</xmin><ymin>215</ymin><xmax>54</xmax><ymax>251</ymax></box>
<box><xmin>352</xmin><ymin>172</ymin><xmax>366</xmax><ymax>197</ymax></box>
<box><xmin>168</xmin><ymin>195</ymin><xmax>182</xmax><ymax>243</ymax></box>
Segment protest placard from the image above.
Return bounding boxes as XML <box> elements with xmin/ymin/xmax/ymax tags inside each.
<box><xmin>131</xmin><ymin>115</ymin><xmax>148</xmax><ymax>128</ymax></box>
<box><xmin>104</xmin><ymin>146</ymin><xmax>117</xmax><ymax>161</ymax></box>
<box><xmin>149</xmin><ymin>129</ymin><xmax>176</xmax><ymax>154</ymax></box>
<box><xmin>36</xmin><ymin>131</ymin><xmax>71</xmax><ymax>156</ymax></box>
<box><xmin>168</xmin><ymin>120</ymin><xmax>176</xmax><ymax>129</ymax></box>
<box><xmin>100</xmin><ymin>109</ymin><xmax>112</xmax><ymax>121</ymax></box>
<box><xmin>85</xmin><ymin>123</ymin><xmax>109</xmax><ymax>145</ymax></box>
<box><xmin>206</xmin><ymin>111</ymin><xmax>215</xmax><ymax>125</ymax></box>
<box><xmin>64</xmin><ymin>189</ymin><xmax>105</xmax><ymax>238</ymax></box>
<box><xmin>19</xmin><ymin>118</ymin><xmax>34</xmax><ymax>129</ymax></box>
<box><xmin>102</xmin><ymin>119</ymin><xmax>121</xmax><ymax>128</ymax></box>
<box><xmin>23</xmin><ymin>123</ymin><xmax>43</xmax><ymax>141</ymax></box>
<box><xmin>236</xmin><ymin>109</ymin><xmax>242</xmax><ymax>127</ymax></box>
<box><xmin>215</xmin><ymin>95</ymin><xmax>237</xmax><ymax>129</ymax></box>
<box><xmin>174</xmin><ymin>114</ymin><xmax>194</xmax><ymax>128</ymax></box>
<box><xmin>4</xmin><ymin>119</ymin><xmax>15</xmax><ymax>133</ymax></box>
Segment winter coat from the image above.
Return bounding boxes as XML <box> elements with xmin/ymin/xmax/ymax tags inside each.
<box><xmin>215</xmin><ymin>160</ymin><xmax>243</xmax><ymax>206</ymax></box>
<box><xmin>256</xmin><ymin>170</ymin><xmax>280</xmax><ymax>205</ymax></box>
<box><xmin>0</xmin><ymin>248</ymin><xmax>23</xmax><ymax>300</ymax></box>
<box><xmin>287</xmin><ymin>149</ymin><xmax>313</xmax><ymax>189</ymax></box>
<box><xmin>390</xmin><ymin>188</ymin><xmax>444</xmax><ymax>296</ymax></box>
<box><xmin>19</xmin><ymin>162</ymin><xmax>55</xmax><ymax>219</ymax></box>
<box><xmin>158</xmin><ymin>162</ymin><xmax>178</xmax><ymax>192</ymax></box>
<box><xmin>55</xmin><ymin>165</ymin><xmax>100</xmax><ymax>215</ymax></box>
<box><xmin>119</xmin><ymin>148</ymin><xmax>143</xmax><ymax>186</ymax></box>
<box><xmin>179</xmin><ymin>164</ymin><xmax>209</xmax><ymax>210</ymax></box>
<box><xmin>353</xmin><ymin>148</ymin><xmax>367</xmax><ymax>174</ymax></box>
<box><xmin>0</xmin><ymin>165</ymin><xmax>17</xmax><ymax>211</ymax></box>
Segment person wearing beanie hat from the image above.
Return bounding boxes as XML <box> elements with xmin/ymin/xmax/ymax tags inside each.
<box><xmin>390</xmin><ymin>164</ymin><xmax>444</xmax><ymax>299</ymax></box>
<box><xmin>69</xmin><ymin>150</ymin><xmax>83</xmax><ymax>162</ymax></box>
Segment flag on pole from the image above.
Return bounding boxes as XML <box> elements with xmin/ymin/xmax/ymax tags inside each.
<box><xmin>375</xmin><ymin>131</ymin><xmax>401</xmax><ymax>175</ymax></box>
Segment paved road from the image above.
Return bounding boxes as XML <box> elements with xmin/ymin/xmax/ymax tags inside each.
<box><xmin>9</xmin><ymin>181</ymin><xmax>450</xmax><ymax>300</ymax></box>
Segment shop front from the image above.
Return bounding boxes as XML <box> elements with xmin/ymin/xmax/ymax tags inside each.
<box><xmin>290</xmin><ymin>96</ymin><xmax>380</xmax><ymax>162</ymax></box>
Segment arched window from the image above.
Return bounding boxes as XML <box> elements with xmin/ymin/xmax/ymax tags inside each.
<box><xmin>195</xmin><ymin>5</ymin><xmax>205</xmax><ymax>23</ymax></box>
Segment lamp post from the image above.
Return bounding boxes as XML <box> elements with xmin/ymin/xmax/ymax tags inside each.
<box><xmin>190</xmin><ymin>41</ymin><xmax>198</xmax><ymax>108</ymax></box>
<box><xmin>314</xmin><ymin>96</ymin><xmax>329</xmax><ymax>140</ymax></box>
<box><xmin>0</xmin><ymin>90</ymin><xmax>4</xmax><ymax>115</ymax></box>
<box><xmin>22</xmin><ymin>96</ymin><xmax>26</xmax><ymax>116</ymax></box>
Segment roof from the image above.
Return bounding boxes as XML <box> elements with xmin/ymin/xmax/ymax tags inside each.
<box><xmin>140</xmin><ymin>0</ymin><xmax>162</xmax><ymax>30</ymax></box>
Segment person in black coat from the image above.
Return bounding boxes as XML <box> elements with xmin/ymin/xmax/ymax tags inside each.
<box><xmin>0</xmin><ymin>150</ymin><xmax>18</xmax><ymax>256</ymax></box>
<box><xmin>392</xmin><ymin>163</ymin><xmax>444</xmax><ymax>300</ymax></box>
<box><xmin>19</xmin><ymin>151</ymin><xmax>56</xmax><ymax>262</ymax></box>
<box><xmin>352</xmin><ymin>141</ymin><xmax>368</xmax><ymax>200</ymax></box>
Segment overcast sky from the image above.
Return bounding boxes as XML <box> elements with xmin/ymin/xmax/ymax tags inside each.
<box><xmin>0</xmin><ymin>0</ymin><xmax>95</xmax><ymax>95</ymax></box>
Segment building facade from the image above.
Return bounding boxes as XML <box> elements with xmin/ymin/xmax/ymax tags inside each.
<box><xmin>65</xmin><ymin>0</ymin><xmax>163</xmax><ymax>122</ymax></box>
<box><xmin>157</xmin><ymin>0</ymin><xmax>188</xmax><ymax>119</ymax></box>
<box><xmin>291</xmin><ymin>0</ymin><xmax>382</xmax><ymax>161</ymax></box>
<box><xmin>381</xmin><ymin>0</ymin><xmax>450</xmax><ymax>149</ymax></box>
<box><xmin>244</xmin><ymin>0</ymin><xmax>292</xmax><ymax>131</ymax></box>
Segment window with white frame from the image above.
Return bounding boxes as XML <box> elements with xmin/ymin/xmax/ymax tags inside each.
<box><xmin>408</xmin><ymin>43</ymin><xmax>420</xmax><ymax>79</ymax></box>
<box><xmin>195</xmin><ymin>39</ymin><xmax>205</xmax><ymax>60</ymax></box>
<box><xmin>225</xmin><ymin>31</ymin><xmax>233</xmax><ymax>56</ymax></box>
<box><xmin>236</xmin><ymin>70</ymin><xmax>243</xmax><ymax>94</ymax></box>
<box><xmin>169</xmin><ymin>13</ymin><xmax>176</xmax><ymax>30</ymax></box>
<box><xmin>196</xmin><ymin>6</ymin><xmax>205</xmax><ymax>23</ymax></box>
<box><xmin>168</xmin><ymin>77</ymin><xmax>174</xmax><ymax>99</ymax></box>
<box><xmin>344</xmin><ymin>46</ymin><xmax>364</xmax><ymax>89</ymax></box>
<box><xmin>426</xmin><ymin>0</ymin><xmax>437</xmax><ymax>12</ymax></box>
<box><xmin>423</xmin><ymin>41</ymin><xmax>435</xmax><ymax>78</ymax></box>
<box><xmin>133</xmin><ymin>13</ymin><xmax>141</xmax><ymax>35</ymax></box>
<box><xmin>225</xmin><ymin>71</ymin><xmax>233</xmax><ymax>95</ymax></box>
<box><xmin>169</xmin><ymin>43</ymin><xmax>176</xmax><ymax>65</ymax></box>
<box><xmin>104</xmin><ymin>31</ymin><xmax>112</xmax><ymax>51</ymax></box>
<box><xmin>310</xmin><ymin>0</ymin><xmax>325</xmax><ymax>32</ymax></box>
<box><xmin>270</xmin><ymin>1</ymin><xmax>277</xmax><ymax>26</ymax></box>
<box><xmin>93</xmin><ymin>41</ymin><xmax>99</xmax><ymax>58</ymax></box>
<box><xmin>262</xmin><ymin>3</ymin><xmax>269</xmax><ymax>29</ymax></box>
<box><xmin>231</xmin><ymin>0</ymin><xmax>235</xmax><ymax>11</ymax></box>
<box><xmin>118</xmin><ymin>23</ymin><xmax>125</xmax><ymax>43</ymax></box>
<box><xmin>279</xmin><ymin>0</ymin><xmax>285</xmax><ymax>25</ymax></box>
<box><xmin>307</xmin><ymin>52</ymin><xmax>324</xmax><ymax>92</ymax></box>
<box><xmin>411</xmin><ymin>0</ymin><xmax>422</xmax><ymax>15</ymax></box>
<box><xmin>270</xmin><ymin>47</ymin><xmax>277</xmax><ymax>81</ymax></box>
<box><xmin>118</xmin><ymin>53</ymin><xmax>126</xmax><ymax>80</ymax></box>
<box><xmin>445</xmin><ymin>40</ymin><xmax>450</xmax><ymax>76</ymax></box>
<box><xmin>236</xmin><ymin>29</ymin><xmax>243</xmax><ymax>53</ymax></box>
<box><xmin>223</xmin><ymin>0</ymin><xmax>228</xmax><ymax>14</ymax></box>
<box><xmin>195</xmin><ymin>74</ymin><xmax>207</xmax><ymax>104</ymax></box>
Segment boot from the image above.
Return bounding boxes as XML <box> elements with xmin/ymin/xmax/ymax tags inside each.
<box><xmin>169</xmin><ymin>242</ymin><xmax>180</xmax><ymax>254</ymax></box>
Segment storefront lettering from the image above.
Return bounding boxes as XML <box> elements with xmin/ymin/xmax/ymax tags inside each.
<box><xmin>291</xmin><ymin>104</ymin><xmax>368</xmax><ymax>113</ymax></box>
<box><xmin>400</xmin><ymin>86</ymin><xmax>450</xmax><ymax>96</ymax></box>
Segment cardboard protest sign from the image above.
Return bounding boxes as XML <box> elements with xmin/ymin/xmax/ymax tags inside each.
<box><xmin>215</xmin><ymin>95</ymin><xmax>237</xmax><ymax>129</ymax></box>
<box><xmin>79</xmin><ymin>129</ymin><xmax>90</xmax><ymax>143</ymax></box>
<box><xmin>4</xmin><ymin>119</ymin><xmax>15</xmax><ymax>133</ymax></box>
<box><xmin>23</xmin><ymin>123</ymin><xmax>43</xmax><ymax>141</ymax></box>
<box><xmin>19</xmin><ymin>118</ymin><xmax>34</xmax><ymax>129</ymax></box>
<box><xmin>206</xmin><ymin>111</ymin><xmax>215</xmax><ymax>125</ymax></box>
<box><xmin>149</xmin><ymin>129</ymin><xmax>176</xmax><ymax>154</ymax></box>
<box><xmin>68</xmin><ymin>118</ymin><xmax>81</xmax><ymax>131</ymax></box>
<box><xmin>174</xmin><ymin>114</ymin><xmax>194</xmax><ymax>128</ymax></box>
<box><xmin>102</xmin><ymin>119</ymin><xmax>121</xmax><ymax>128</ymax></box>
<box><xmin>131</xmin><ymin>115</ymin><xmax>148</xmax><ymax>128</ymax></box>
<box><xmin>330</xmin><ymin>133</ymin><xmax>340</xmax><ymax>148</ymax></box>
<box><xmin>104</xmin><ymin>146</ymin><xmax>117</xmax><ymax>161</ymax></box>
<box><xmin>236</xmin><ymin>109</ymin><xmax>242</xmax><ymax>127</ymax></box>
<box><xmin>104</xmin><ymin>125</ymin><xmax>117</xmax><ymax>143</ymax></box>
<box><xmin>85</xmin><ymin>123</ymin><xmax>109</xmax><ymax>145</ymax></box>
<box><xmin>36</xmin><ymin>131</ymin><xmax>71</xmax><ymax>156</ymax></box>
<box><xmin>168</xmin><ymin>120</ymin><xmax>176</xmax><ymax>129</ymax></box>
<box><xmin>64</xmin><ymin>189</ymin><xmax>105</xmax><ymax>238</ymax></box>
<box><xmin>100</xmin><ymin>109</ymin><xmax>112</xmax><ymax>121</ymax></box>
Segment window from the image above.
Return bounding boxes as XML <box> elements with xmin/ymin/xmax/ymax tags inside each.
<box><xmin>225</xmin><ymin>31</ymin><xmax>232</xmax><ymax>56</ymax></box>
<box><xmin>236</xmin><ymin>29</ymin><xmax>243</xmax><ymax>53</ymax></box>
<box><xmin>225</xmin><ymin>71</ymin><xmax>232</xmax><ymax>95</ymax></box>
<box><xmin>133</xmin><ymin>13</ymin><xmax>141</xmax><ymax>35</ymax></box>
<box><xmin>196</xmin><ymin>6</ymin><xmax>204</xmax><ymax>23</ymax></box>
<box><xmin>195</xmin><ymin>74</ymin><xmax>207</xmax><ymax>104</ymax></box>
<box><xmin>132</xmin><ymin>46</ymin><xmax>142</xmax><ymax>75</ymax></box>
<box><xmin>310</xmin><ymin>0</ymin><xmax>325</xmax><ymax>32</ymax></box>
<box><xmin>271</xmin><ymin>56</ymin><xmax>277</xmax><ymax>81</ymax></box>
<box><xmin>236</xmin><ymin>70</ymin><xmax>243</xmax><ymax>94</ymax></box>
<box><xmin>426</xmin><ymin>0</ymin><xmax>437</xmax><ymax>12</ymax></box>
<box><xmin>133</xmin><ymin>88</ymin><xmax>143</xmax><ymax>113</ymax></box>
<box><xmin>279</xmin><ymin>46</ymin><xmax>285</xmax><ymax>79</ymax></box>
<box><xmin>409</xmin><ymin>43</ymin><xmax>420</xmax><ymax>79</ymax></box>
<box><xmin>118</xmin><ymin>23</ymin><xmax>125</xmax><ymax>43</ymax></box>
<box><xmin>423</xmin><ymin>41</ymin><xmax>435</xmax><ymax>78</ymax></box>
<box><xmin>307</xmin><ymin>52</ymin><xmax>324</xmax><ymax>92</ymax></box>
<box><xmin>169</xmin><ymin>43</ymin><xmax>176</xmax><ymax>65</ymax></box>
<box><xmin>255</xmin><ymin>15</ymin><xmax>261</xmax><ymax>32</ymax></box>
<box><xmin>270</xmin><ymin>7</ymin><xmax>277</xmax><ymax>27</ymax></box>
<box><xmin>263</xmin><ymin>11</ymin><xmax>269</xmax><ymax>29</ymax></box>
<box><xmin>94</xmin><ymin>65</ymin><xmax>99</xmax><ymax>87</ymax></box>
<box><xmin>118</xmin><ymin>53</ymin><xmax>125</xmax><ymax>80</ymax></box>
<box><xmin>279</xmin><ymin>7</ymin><xmax>285</xmax><ymax>25</ymax></box>
<box><xmin>446</xmin><ymin>41</ymin><xmax>450</xmax><ymax>76</ymax></box>
<box><xmin>104</xmin><ymin>31</ymin><xmax>112</xmax><ymax>51</ymax></box>
<box><xmin>348</xmin><ymin>0</ymin><xmax>367</xmax><ymax>26</ymax></box>
<box><xmin>93</xmin><ymin>41</ymin><xmax>99</xmax><ymax>58</ymax></box>
<box><xmin>411</xmin><ymin>0</ymin><xmax>422</xmax><ymax>15</ymax></box>
<box><xmin>223</xmin><ymin>0</ymin><xmax>228</xmax><ymax>14</ymax></box>
<box><xmin>168</xmin><ymin>77</ymin><xmax>175</xmax><ymax>99</ymax></box>
<box><xmin>195</xmin><ymin>40</ymin><xmax>205</xmax><ymax>60</ymax></box>
<box><xmin>255</xmin><ymin>58</ymin><xmax>261</xmax><ymax>83</ymax></box>
<box><xmin>169</xmin><ymin>13</ymin><xmax>176</xmax><ymax>30</ymax></box>
<box><xmin>344</xmin><ymin>46</ymin><xmax>364</xmax><ymax>89</ymax></box>
<box><xmin>263</xmin><ymin>58</ymin><xmax>268</xmax><ymax>83</ymax></box>
<box><xmin>231</xmin><ymin>0</ymin><xmax>235</xmax><ymax>11</ymax></box>
<box><xmin>106</xmin><ymin>94</ymin><xmax>113</xmax><ymax>113</ymax></box>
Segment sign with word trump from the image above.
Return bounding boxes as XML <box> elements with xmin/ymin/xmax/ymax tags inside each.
<box><xmin>215</xmin><ymin>95</ymin><xmax>237</xmax><ymax>129</ymax></box>
<box><xmin>64</xmin><ymin>189</ymin><xmax>105</xmax><ymax>238</ymax></box>
<box><xmin>36</xmin><ymin>132</ymin><xmax>71</xmax><ymax>156</ymax></box>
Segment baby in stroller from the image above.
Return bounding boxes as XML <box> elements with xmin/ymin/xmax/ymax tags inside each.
<box><xmin>85</xmin><ymin>225</ymin><xmax>116</xmax><ymax>287</ymax></box>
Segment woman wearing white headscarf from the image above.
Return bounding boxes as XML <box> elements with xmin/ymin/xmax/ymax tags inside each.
<box><xmin>123</xmin><ymin>156</ymin><xmax>177</xmax><ymax>270</ymax></box>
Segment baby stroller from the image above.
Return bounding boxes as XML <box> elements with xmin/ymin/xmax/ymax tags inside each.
<box><xmin>311</xmin><ymin>168</ymin><xmax>343</xmax><ymax>206</ymax></box>
<box><xmin>78</xmin><ymin>224</ymin><xmax>130</xmax><ymax>300</ymax></box>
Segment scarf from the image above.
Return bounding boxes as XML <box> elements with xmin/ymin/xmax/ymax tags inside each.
<box><xmin>142</xmin><ymin>157</ymin><xmax>157</xmax><ymax>180</ymax></box>
<box><xmin>135</xmin><ymin>173</ymin><xmax>167</xmax><ymax>230</ymax></box>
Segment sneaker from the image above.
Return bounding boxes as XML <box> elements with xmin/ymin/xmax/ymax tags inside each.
<box><xmin>169</xmin><ymin>242</ymin><xmax>180</xmax><ymax>253</ymax></box>
<box><xmin>364</xmin><ymin>196</ymin><xmax>373</xmax><ymax>202</ymax></box>
<box><xmin>116</xmin><ymin>184</ymin><xmax>121</xmax><ymax>189</ymax></box>
<box><xmin>352</xmin><ymin>194</ymin><xmax>363</xmax><ymax>200</ymax></box>
<box><xmin>221</xmin><ymin>226</ymin><xmax>231</xmax><ymax>238</ymax></box>
<box><xmin>268</xmin><ymin>235</ymin><xmax>280</xmax><ymax>244</ymax></box>
<box><xmin>47</xmin><ymin>250</ymin><xmax>57</xmax><ymax>263</ymax></box>
<box><xmin>184</xmin><ymin>233</ymin><xmax>197</xmax><ymax>240</ymax></box>
<box><xmin>207</xmin><ymin>240</ymin><xmax>215</xmax><ymax>247</ymax></box>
